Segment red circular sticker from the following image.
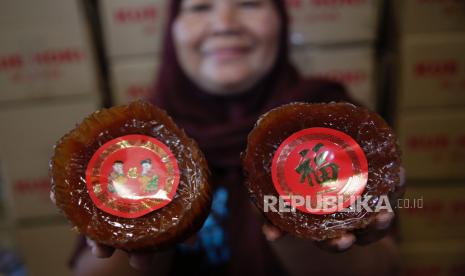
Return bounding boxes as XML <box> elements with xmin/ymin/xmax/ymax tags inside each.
<box><xmin>271</xmin><ymin>128</ymin><xmax>368</xmax><ymax>215</ymax></box>
<box><xmin>86</xmin><ymin>134</ymin><xmax>180</xmax><ymax>218</ymax></box>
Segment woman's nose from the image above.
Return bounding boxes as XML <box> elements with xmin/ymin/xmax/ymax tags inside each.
<box><xmin>210</xmin><ymin>2</ymin><xmax>240</xmax><ymax>35</ymax></box>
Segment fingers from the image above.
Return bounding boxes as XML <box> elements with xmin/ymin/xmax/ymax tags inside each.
<box><xmin>354</xmin><ymin>211</ymin><xmax>394</xmax><ymax>245</ymax></box>
<box><xmin>50</xmin><ymin>190</ymin><xmax>56</xmax><ymax>205</ymax></box>
<box><xmin>315</xmin><ymin>233</ymin><xmax>356</xmax><ymax>252</ymax></box>
<box><xmin>85</xmin><ymin>237</ymin><xmax>156</xmax><ymax>271</ymax></box>
<box><xmin>374</xmin><ymin>211</ymin><xmax>395</xmax><ymax>230</ymax></box>
<box><xmin>262</xmin><ymin>223</ymin><xmax>284</xmax><ymax>241</ymax></box>
<box><xmin>52</xmin><ymin>192</ymin><xmax>115</xmax><ymax>259</ymax></box>
<box><xmin>86</xmin><ymin>237</ymin><xmax>115</xmax><ymax>258</ymax></box>
<box><xmin>128</xmin><ymin>252</ymin><xmax>155</xmax><ymax>271</ymax></box>
<box><xmin>262</xmin><ymin>211</ymin><xmax>392</xmax><ymax>249</ymax></box>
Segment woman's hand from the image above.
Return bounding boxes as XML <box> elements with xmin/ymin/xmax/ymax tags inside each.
<box><xmin>85</xmin><ymin>238</ymin><xmax>155</xmax><ymax>270</ymax></box>
<box><xmin>49</xmin><ymin>190</ymin><xmax>156</xmax><ymax>270</ymax></box>
<box><xmin>262</xmin><ymin>167</ymin><xmax>406</xmax><ymax>252</ymax></box>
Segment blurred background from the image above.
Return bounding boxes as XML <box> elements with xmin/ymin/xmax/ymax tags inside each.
<box><xmin>0</xmin><ymin>0</ymin><xmax>464</xmax><ymax>275</ymax></box>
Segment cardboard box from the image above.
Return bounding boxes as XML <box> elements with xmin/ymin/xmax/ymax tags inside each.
<box><xmin>396</xmin><ymin>33</ymin><xmax>465</xmax><ymax>110</ymax></box>
<box><xmin>393</xmin><ymin>0</ymin><xmax>465</xmax><ymax>35</ymax></box>
<box><xmin>100</xmin><ymin>0</ymin><xmax>167</xmax><ymax>57</ymax></box>
<box><xmin>0</xmin><ymin>162</ymin><xmax>6</xmax><ymax>225</ymax></box>
<box><xmin>0</xmin><ymin>97</ymin><xmax>99</xmax><ymax>221</ymax></box>
<box><xmin>291</xmin><ymin>45</ymin><xmax>376</xmax><ymax>110</ymax></box>
<box><xmin>396</xmin><ymin>109</ymin><xmax>465</xmax><ymax>180</ymax></box>
<box><xmin>0</xmin><ymin>0</ymin><xmax>87</xmax><ymax>29</ymax></box>
<box><xmin>109</xmin><ymin>56</ymin><xmax>159</xmax><ymax>105</ymax></box>
<box><xmin>0</xmin><ymin>224</ymin><xmax>14</xmax><ymax>250</ymax></box>
<box><xmin>399</xmin><ymin>183</ymin><xmax>465</xmax><ymax>242</ymax></box>
<box><xmin>1</xmin><ymin>159</ymin><xmax>14</xmax><ymax>230</ymax></box>
<box><xmin>0</xmin><ymin>0</ymin><xmax>100</xmax><ymax>103</ymax></box>
<box><xmin>286</xmin><ymin>0</ymin><xmax>379</xmax><ymax>45</ymax></box>
<box><xmin>399</xmin><ymin>241</ymin><xmax>465</xmax><ymax>276</ymax></box>
<box><xmin>15</xmin><ymin>223</ymin><xmax>78</xmax><ymax>276</ymax></box>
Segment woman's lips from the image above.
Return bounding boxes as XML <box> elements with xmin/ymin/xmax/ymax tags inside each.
<box><xmin>206</xmin><ymin>47</ymin><xmax>250</xmax><ymax>61</ymax></box>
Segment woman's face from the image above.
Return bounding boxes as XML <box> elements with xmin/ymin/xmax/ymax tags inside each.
<box><xmin>173</xmin><ymin>0</ymin><xmax>281</xmax><ymax>95</ymax></box>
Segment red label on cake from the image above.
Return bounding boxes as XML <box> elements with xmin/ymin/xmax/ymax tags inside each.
<box><xmin>86</xmin><ymin>134</ymin><xmax>180</xmax><ymax>218</ymax></box>
<box><xmin>271</xmin><ymin>128</ymin><xmax>368</xmax><ymax>215</ymax></box>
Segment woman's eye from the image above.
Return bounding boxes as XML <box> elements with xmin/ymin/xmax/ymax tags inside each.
<box><xmin>238</xmin><ymin>0</ymin><xmax>263</xmax><ymax>8</ymax></box>
<box><xmin>184</xmin><ymin>3</ymin><xmax>212</xmax><ymax>13</ymax></box>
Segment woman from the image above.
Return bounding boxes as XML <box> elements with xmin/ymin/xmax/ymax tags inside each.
<box><xmin>69</xmin><ymin>0</ymin><xmax>403</xmax><ymax>275</ymax></box>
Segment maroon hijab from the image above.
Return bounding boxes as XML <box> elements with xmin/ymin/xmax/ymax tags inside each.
<box><xmin>151</xmin><ymin>0</ymin><xmax>351</xmax><ymax>170</ymax></box>
<box><xmin>69</xmin><ymin>2</ymin><xmax>353</xmax><ymax>273</ymax></box>
<box><xmin>150</xmin><ymin>1</ymin><xmax>352</xmax><ymax>275</ymax></box>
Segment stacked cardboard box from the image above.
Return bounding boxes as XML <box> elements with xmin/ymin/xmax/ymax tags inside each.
<box><xmin>13</xmin><ymin>222</ymin><xmax>78</xmax><ymax>276</ymax></box>
<box><xmin>0</xmin><ymin>160</ymin><xmax>13</xmax><ymax>240</ymax></box>
<box><xmin>109</xmin><ymin>57</ymin><xmax>160</xmax><ymax>105</ymax></box>
<box><xmin>0</xmin><ymin>167</ymin><xmax>13</xmax><ymax>248</ymax></box>
<box><xmin>0</xmin><ymin>225</ymin><xmax>13</xmax><ymax>250</ymax></box>
<box><xmin>392</xmin><ymin>26</ymin><xmax>465</xmax><ymax>181</ymax></box>
<box><xmin>0</xmin><ymin>1</ymin><xmax>101</xmax><ymax>275</ymax></box>
<box><xmin>287</xmin><ymin>0</ymin><xmax>379</xmax><ymax>45</ymax></box>
<box><xmin>399</xmin><ymin>241</ymin><xmax>465</xmax><ymax>276</ymax></box>
<box><xmin>389</xmin><ymin>1</ymin><xmax>465</xmax><ymax>274</ymax></box>
<box><xmin>397</xmin><ymin>109</ymin><xmax>465</xmax><ymax>180</ymax></box>
<box><xmin>100</xmin><ymin>0</ymin><xmax>166</xmax><ymax>57</ymax></box>
<box><xmin>287</xmin><ymin>0</ymin><xmax>380</xmax><ymax>110</ymax></box>
<box><xmin>395</xmin><ymin>34</ymin><xmax>465</xmax><ymax>111</ymax></box>
<box><xmin>391</xmin><ymin>6</ymin><xmax>465</xmax><ymax>177</ymax></box>
<box><xmin>100</xmin><ymin>0</ymin><xmax>165</xmax><ymax>105</ymax></box>
<box><xmin>292</xmin><ymin>44</ymin><xmax>376</xmax><ymax>110</ymax></box>
<box><xmin>392</xmin><ymin>0</ymin><xmax>465</xmax><ymax>36</ymax></box>
<box><xmin>0</xmin><ymin>98</ymin><xmax>99</xmax><ymax>221</ymax></box>
<box><xmin>0</xmin><ymin>0</ymin><xmax>100</xmax><ymax>103</ymax></box>
<box><xmin>399</xmin><ymin>183</ymin><xmax>465</xmax><ymax>242</ymax></box>
<box><xmin>0</xmin><ymin>163</ymin><xmax>7</xmax><ymax>226</ymax></box>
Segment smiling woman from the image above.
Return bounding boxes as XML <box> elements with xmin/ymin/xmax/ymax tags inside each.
<box><xmin>173</xmin><ymin>0</ymin><xmax>280</xmax><ymax>94</ymax></box>
<box><xmin>69</xmin><ymin>0</ymin><xmax>400</xmax><ymax>275</ymax></box>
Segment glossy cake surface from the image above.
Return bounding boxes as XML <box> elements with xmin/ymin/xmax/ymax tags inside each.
<box><xmin>242</xmin><ymin>102</ymin><xmax>401</xmax><ymax>240</ymax></box>
<box><xmin>51</xmin><ymin>101</ymin><xmax>212</xmax><ymax>251</ymax></box>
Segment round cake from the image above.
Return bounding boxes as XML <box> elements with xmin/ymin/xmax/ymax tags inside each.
<box><xmin>51</xmin><ymin>101</ymin><xmax>212</xmax><ymax>251</ymax></box>
<box><xmin>242</xmin><ymin>102</ymin><xmax>401</xmax><ymax>241</ymax></box>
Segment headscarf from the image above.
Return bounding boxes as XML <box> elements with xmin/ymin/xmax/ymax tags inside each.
<box><xmin>151</xmin><ymin>0</ymin><xmax>350</xmax><ymax>170</ymax></box>
<box><xmin>150</xmin><ymin>1</ymin><xmax>351</xmax><ymax>275</ymax></box>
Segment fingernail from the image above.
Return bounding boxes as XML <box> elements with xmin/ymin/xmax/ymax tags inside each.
<box><xmin>376</xmin><ymin>212</ymin><xmax>395</xmax><ymax>230</ymax></box>
<box><xmin>50</xmin><ymin>191</ymin><xmax>56</xmax><ymax>204</ymax></box>
<box><xmin>86</xmin><ymin>238</ymin><xmax>99</xmax><ymax>257</ymax></box>
<box><xmin>129</xmin><ymin>254</ymin><xmax>153</xmax><ymax>271</ymax></box>
<box><xmin>263</xmin><ymin>225</ymin><xmax>281</xmax><ymax>241</ymax></box>
<box><xmin>86</xmin><ymin>238</ymin><xmax>95</xmax><ymax>248</ymax></box>
<box><xmin>266</xmin><ymin>231</ymin><xmax>280</xmax><ymax>241</ymax></box>
<box><xmin>129</xmin><ymin>256</ymin><xmax>141</xmax><ymax>270</ymax></box>
<box><xmin>91</xmin><ymin>246</ymin><xmax>99</xmax><ymax>256</ymax></box>
<box><xmin>337</xmin><ymin>234</ymin><xmax>356</xmax><ymax>251</ymax></box>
